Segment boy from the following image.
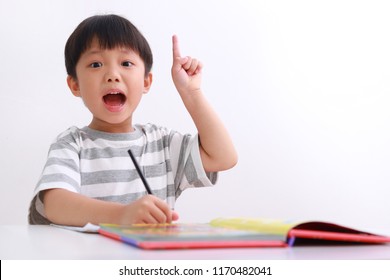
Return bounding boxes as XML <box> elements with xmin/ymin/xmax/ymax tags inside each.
<box><xmin>28</xmin><ymin>14</ymin><xmax>237</xmax><ymax>226</ymax></box>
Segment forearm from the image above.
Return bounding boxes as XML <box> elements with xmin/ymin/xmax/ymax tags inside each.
<box><xmin>170</xmin><ymin>35</ymin><xmax>237</xmax><ymax>172</ymax></box>
<box><xmin>43</xmin><ymin>188</ymin><xmax>178</xmax><ymax>226</ymax></box>
<box><xmin>43</xmin><ymin>188</ymin><xmax>124</xmax><ymax>226</ymax></box>
<box><xmin>180</xmin><ymin>90</ymin><xmax>238</xmax><ymax>172</ymax></box>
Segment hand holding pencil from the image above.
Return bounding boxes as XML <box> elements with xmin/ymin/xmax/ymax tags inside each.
<box><xmin>124</xmin><ymin>149</ymin><xmax>179</xmax><ymax>224</ymax></box>
<box><xmin>118</xmin><ymin>195</ymin><xmax>179</xmax><ymax>224</ymax></box>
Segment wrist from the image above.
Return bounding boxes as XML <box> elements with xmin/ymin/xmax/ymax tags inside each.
<box><xmin>105</xmin><ymin>202</ymin><xmax>127</xmax><ymax>224</ymax></box>
<box><xmin>178</xmin><ymin>88</ymin><xmax>204</xmax><ymax>103</ymax></box>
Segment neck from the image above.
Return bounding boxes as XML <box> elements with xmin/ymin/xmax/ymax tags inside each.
<box><xmin>88</xmin><ymin>117</ymin><xmax>134</xmax><ymax>133</ymax></box>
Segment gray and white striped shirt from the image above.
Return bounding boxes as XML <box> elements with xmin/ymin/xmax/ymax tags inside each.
<box><xmin>28</xmin><ymin>124</ymin><xmax>217</xmax><ymax>224</ymax></box>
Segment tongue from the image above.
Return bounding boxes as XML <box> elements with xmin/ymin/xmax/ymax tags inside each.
<box><xmin>104</xmin><ymin>94</ymin><xmax>123</xmax><ymax>106</ymax></box>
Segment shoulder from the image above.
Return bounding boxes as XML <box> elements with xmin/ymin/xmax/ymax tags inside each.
<box><xmin>55</xmin><ymin>126</ymin><xmax>82</xmax><ymax>140</ymax></box>
<box><xmin>50</xmin><ymin>126</ymin><xmax>84</xmax><ymax>151</ymax></box>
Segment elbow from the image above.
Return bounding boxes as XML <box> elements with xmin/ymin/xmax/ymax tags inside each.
<box><xmin>214</xmin><ymin>151</ymin><xmax>239</xmax><ymax>172</ymax></box>
<box><xmin>201</xmin><ymin>147</ymin><xmax>238</xmax><ymax>172</ymax></box>
<box><xmin>225</xmin><ymin>152</ymin><xmax>238</xmax><ymax>170</ymax></box>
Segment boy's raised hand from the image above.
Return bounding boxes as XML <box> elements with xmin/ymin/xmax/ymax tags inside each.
<box><xmin>171</xmin><ymin>35</ymin><xmax>203</xmax><ymax>95</ymax></box>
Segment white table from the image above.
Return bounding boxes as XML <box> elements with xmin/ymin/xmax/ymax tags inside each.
<box><xmin>1</xmin><ymin>225</ymin><xmax>390</xmax><ymax>260</ymax></box>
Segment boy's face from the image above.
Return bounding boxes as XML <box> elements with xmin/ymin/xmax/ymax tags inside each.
<box><xmin>67</xmin><ymin>38</ymin><xmax>152</xmax><ymax>133</ymax></box>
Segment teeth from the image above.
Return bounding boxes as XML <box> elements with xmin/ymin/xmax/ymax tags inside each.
<box><xmin>108</xmin><ymin>92</ymin><xmax>121</xmax><ymax>95</ymax></box>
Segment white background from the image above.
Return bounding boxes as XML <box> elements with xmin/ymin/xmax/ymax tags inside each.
<box><xmin>1</xmin><ymin>0</ymin><xmax>389</xmax><ymax>232</ymax></box>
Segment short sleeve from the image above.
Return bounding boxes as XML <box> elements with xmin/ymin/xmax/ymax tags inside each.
<box><xmin>169</xmin><ymin>132</ymin><xmax>218</xmax><ymax>198</ymax></box>
<box><xmin>28</xmin><ymin>129</ymin><xmax>81</xmax><ymax>224</ymax></box>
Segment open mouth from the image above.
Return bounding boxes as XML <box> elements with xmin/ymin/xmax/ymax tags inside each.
<box><xmin>103</xmin><ymin>92</ymin><xmax>127</xmax><ymax>109</ymax></box>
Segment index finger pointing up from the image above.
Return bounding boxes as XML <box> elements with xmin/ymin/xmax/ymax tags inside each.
<box><xmin>172</xmin><ymin>35</ymin><xmax>181</xmax><ymax>59</ymax></box>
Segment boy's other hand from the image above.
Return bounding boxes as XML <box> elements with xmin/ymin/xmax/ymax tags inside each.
<box><xmin>171</xmin><ymin>35</ymin><xmax>203</xmax><ymax>95</ymax></box>
<box><xmin>119</xmin><ymin>195</ymin><xmax>179</xmax><ymax>225</ymax></box>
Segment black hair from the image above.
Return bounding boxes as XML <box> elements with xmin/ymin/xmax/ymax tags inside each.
<box><xmin>65</xmin><ymin>14</ymin><xmax>153</xmax><ymax>78</ymax></box>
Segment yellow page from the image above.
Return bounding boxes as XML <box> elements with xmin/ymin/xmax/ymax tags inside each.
<box><xmin>210</xmin><ymin>217</ymin><xmax>299</xmax><ymax>235</ymax></box>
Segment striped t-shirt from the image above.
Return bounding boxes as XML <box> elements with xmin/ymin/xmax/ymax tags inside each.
<box><xmin>28</xmin><ymin>124</ymin><xmax>217</xmax><ymax>225</ymax></box>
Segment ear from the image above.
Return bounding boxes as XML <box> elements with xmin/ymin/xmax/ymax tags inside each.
<box><xmin>67</xmin><ymin>75</ymin><xmax>81</xmax><ymax>97</ymax></box>
<box><xmin>143</xmin><ymin>72</ymin><xmax>153</xmax><ymax>94</ymax></box>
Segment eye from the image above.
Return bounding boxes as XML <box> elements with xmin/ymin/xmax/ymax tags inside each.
<box><xmin>122</xmin><ymin>61</ymin><xmax>133</xmax><ymax>67</ymax></box>
<box><xmin>90</xmin><ymin>62</ymin><xmax>102</xmax><ymax>68</ymax></box>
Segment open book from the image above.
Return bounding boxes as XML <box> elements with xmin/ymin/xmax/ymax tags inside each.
<box><xmin>98</xmin><ymin>218</ymin><xmax>390</xmax><ymax>250</ymax></box>
<box><xmin>210</xmin><ymin>218</ymin><xmax>390</xmax><ymax>246</ymax></box>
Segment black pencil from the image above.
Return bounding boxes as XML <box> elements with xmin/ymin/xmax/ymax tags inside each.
<box><xmin>128</xmin><ymin>149</ymin><xmax>153</xmax><ymax>195</ymax></box>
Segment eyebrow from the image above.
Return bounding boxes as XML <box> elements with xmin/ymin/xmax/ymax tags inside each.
<box><xmin>84</xmin><ymin>48</ymin><xmax>135</xmax><ymax>56</ymax></box>
<box><xmin>84</xmin><ymin>49</ymin><xmax>103</xmax><ymax>56</ymax></box>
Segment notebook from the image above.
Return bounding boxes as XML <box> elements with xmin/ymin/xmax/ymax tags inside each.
<box><xmin>98</xmin><ymin>222</ymin><xmax>287</xmax><ymax>249</ymax></box>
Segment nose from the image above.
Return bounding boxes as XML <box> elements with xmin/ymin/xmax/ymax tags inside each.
<box><xmin>105</xmin><ymin>67</ymin><xmax>120</xmax><ymax>83</ymax></box>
